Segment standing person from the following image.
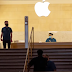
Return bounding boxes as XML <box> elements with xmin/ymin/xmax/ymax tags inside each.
<box><xmin>44</xmin><ymin>55</ymin><xmax>56</xmax><ymax>71</ymax></box>
<box><xmin>46</xmin><ymin>33</ymin><xmax>56</xmax><ymax>42</ymax></box>
<box><xmin>1</xmin><ymin>21</ymin><xmax>12</xmax><ymax>49</ymax></box>
<box><xmin>28</xmin><ymin>49</ymin><xmax>47</xmax><ymax>72</ymax></box>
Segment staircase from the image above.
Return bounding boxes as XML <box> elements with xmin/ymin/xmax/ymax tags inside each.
<box><xmin>0</xmin><ymin>48</ymin><xmax>72</xmax><ymax>72</ymax></box>
<box><xmin>30</xmin><ymin>48</ymin><xmax>72</xmax><ymax>71</ymax></box>
<box><xmin>0</xmin><ymin>49</ymin><xmax>27</xmax><ymax>72</ymax></box>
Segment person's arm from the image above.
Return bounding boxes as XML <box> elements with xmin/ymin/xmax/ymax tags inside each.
<box><xmin>11</xmin><ymin>32</ymin><xmax>12</xmax><ymax>42</ymax></box>
<box><xmin>28</xmin><ymin>58</ymin><xmax>34</xmax><ymax>72</ymax></box>
<box><xmin>1</xmin><ymin>32</ymin><xmax>3</xmax><ymax>41</ymax></box>
<box><xmin>28</xmin><ymin>65</ymin><xmax>30</xmax><ymax>72</ymax></box>
<box><xmin>53</xmin><ymin>38</ymin><xmax>56</xmax><ymax>42</ymax></box>
<box><xmin>1</xmin><ymin>32</ymin><xmax>3</xmax><ymax>38</ymax></box>
<box><xmin>46</xmin><ymin>38</ymin><xmax>49</xmax><ymax>42</ymax></box>
<box><xmin>1</xmin><ymin>28</ymin><xmax>3</xmax><ymax>41</ymax></box>
<box><xmin>52</xmin><ymin>62</ymin><xmax>56</xmax><ymax>71</ymax></box>
<box><xmin>55</xmin><ymin>39</ymin><xmax>56</xmax><ymax>42</ymax></box>
<box><xmin>10</xmin><ymin>28</ymin><xmax>12</xmax><ymax>42</ymax></box>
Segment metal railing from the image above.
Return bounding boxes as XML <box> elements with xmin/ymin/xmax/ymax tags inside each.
<box><xmin>23</xmin><ymin>27</ymin><xmax>34</xmax><ymax>72</ymax></box>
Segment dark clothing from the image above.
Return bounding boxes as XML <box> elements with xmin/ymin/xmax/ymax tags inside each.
<box><xmin>1</xmin><ymin>27</ymin><xmax>12</xmax><ymax>49</ymax></box>
<box><xmin>46</xmin><ymin>38</ymin><xmax>56</xmax><ymax>42</ymax></box>
<box><xmin>46</xmin><ymin>61</ymin><xmax>56</xmax><ymax>71</ymax></box>
<box><xmin>29</xmin><ymin>56</ymin><xmax>47</xmax><ymax>71</ymax></box>
<box><xmin>1</xmin><ymin>27</ymin><xmax>12</xmax><ymax>40</ymax></box>
<box><xmin>3</xmin><ymin>40</ymin><xmax>11</xmax><ymax>49</ymax></box>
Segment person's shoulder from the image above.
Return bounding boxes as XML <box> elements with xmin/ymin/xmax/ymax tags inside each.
<box><xmin>2</xmin><ymin>27</ymin><xmax>6</xmax><ymax>29</ymax></box>
<box><xmin>34</xmin><ymin>57</ymin><xmax>37</xmax><ymax>59</ymax></box>
<box><xmin>8</xmin><ymin>27</ymin><xmax>11</xmax><ymax>29</ymax></box>
<box><xmin>35</xmin><ymin>56</ymin><xmax>44</xmax><ymax>60</ymax></box>
<box><xmin>31</xmin><ymin>57</ymin><xmax>39</xmax><ymax>62</ymax></box>
<box><xmin>53</xmin><ymin>38</ymin><xmax>56</xmax><ymax>40</ymax></box>
<box><xmin>8</xmin><ymin>27</ymin><xmax>12</xmax><ymax>30</ymax></box>
<box><xmin>49</xmin><ymin>61</ymin><xmax>54</xmax><ymax>64</ymax></box>
<box><xmin>32</xmin><ymin>57</ymin><xmax>37</xmax><ymax>60</ymax></box>
<box><xmin>35</xmin><ymin>57</ymin><xmax>40</xmax><ymax>59</ymax></box>
<box><xmin>53</xmin><ymin>38</ymin><xmax>56</xmax><ymax>41</ymax></box>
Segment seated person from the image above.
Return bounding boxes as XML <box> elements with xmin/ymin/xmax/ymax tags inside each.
<box><xmin>46</xmin><ymin>33</ymin><xmax>56</xmax><ymax>42</ymax></box>
<box><xmin>43</xmin><ymin>54</ymin><xmax>56</xmax><ymax>71</ymax></box>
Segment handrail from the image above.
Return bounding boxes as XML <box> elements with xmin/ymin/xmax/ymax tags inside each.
<box><xmin>23</xmin><ymin>27</ymin><xmax>34</xmax><ymax>72</ymax></box>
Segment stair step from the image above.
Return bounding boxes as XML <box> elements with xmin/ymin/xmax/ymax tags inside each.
<box><xmin>0</xmin><ymin>53</ymin><xmax>26</xmax><ymax>56</ymax></box>
<box><xmin>32</xmin><ymin>56</ymin><xmax>72</xmax><ymax>59</ymax></box>
<box><xmin>0</xmin><ymin>63</ymin><xmax>24</xmax><ymax>65</ymax></box>
<box><xmin>0</xmin><ymin>66</ymin><xmax>24</xmax><ymax>68</ymax></box>
<box><xmin>0</xmin><ymin>59</ymin><xmax>25</xmax><ymax>63</ymax></box>
<box><xmin>0</xmin><ymin>59</ymin><xmax>72</xmax><ymax>63</ymax></box>
<box><xmin>0</xmin><ymin>56</ymin><xmax>72</xmax><ymax>60</ymax></box>
<box><xmin>57</xmin><ymin>69</ymin><xmax>72</xmax><ymax>71</ymax></box>
<box><xmin>29</xmin><ymin>65</ymin><xmax>72</xmax><ymax>69</ymax></box>
<box><xmin>32</xmin><ymin>50</ymin><xmax>72</xmax><ymax>52</ymax></box>
<box><xmin>0</xmin><ymin>49</ymin><xmax>27</xmax><ymax>51</ymax></box>
<box><xmin>32</xmin><ymin>53</ymin><xmax>72</xmax><ymax>55</ymax></box>
<box><xmin>0</xmin><ymin>69</ymin><xmax>23</xmax><ymax>72</ymax></box>
<box><xmin>55</xmin><ymin>62</ymin><xmax>72</xmax><ymax>65</ymax></box>
<box><xmin>33</xmin><ymin>48</ymin><xmax>72</xmax><ymax>50</ymax></box>
<box><xmin>0</xmin><ymin>48</ymin><xmax>72</xmax><ymax>71</ymax></box>
<box><xmin>0</xmin><ymin>56</ymin><xmax>26</xmax><ymax>58</ymax></box>
<box><xmin>0</xmin><ymin>62</ymin><xmax>70</xmax><ymax>66</ymax></box>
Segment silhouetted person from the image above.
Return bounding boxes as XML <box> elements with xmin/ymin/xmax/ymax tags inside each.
<box><xmin>44</xmin><ymin>55</ymin><xmax>56</xmax><ymax>71</ymax></box>
<box><xmin>46</xmin><ymin>33</ymin><xmax>56</xmax><ymax>42</ymax></box>
<box><xmin>28</xmin><ymin>49</ymin><xmax>47</xmax><ymax>72</ymax></box>
<box><xmin>1</xmin><ymin>21</ymin><xmax>12</xmax><ymax>49</ymax></box>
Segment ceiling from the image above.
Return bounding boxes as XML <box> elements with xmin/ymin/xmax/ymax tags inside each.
<box><xmin>0</xmin><ymin>0</ymin><xmax>72</xmax><ymax>4</ymax></box>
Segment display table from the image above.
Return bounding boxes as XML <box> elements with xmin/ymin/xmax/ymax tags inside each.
<box><xmin>11</xmin><ymin>42</ymin><xmax>72</xmax><ymax>49</ymax></box>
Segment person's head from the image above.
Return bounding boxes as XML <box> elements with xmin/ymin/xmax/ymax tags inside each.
<box><xmin>49</xmin><ymin>33</ymin><xmax>53</xmax><ymax>38</ymax></box>
<box><xmin>37</xmin><ymin>49</ymin><xmax>43</xmax><ymax>56</ymax></box>
<box><xmin>43</xmin><ymin>54</ymin><xmax>49</xmax><ymax>61</ymax></box>
<box><xmin>4</xmin><ymin>21</ymin><xmax>8</xmax><ymax>27</ymax></box>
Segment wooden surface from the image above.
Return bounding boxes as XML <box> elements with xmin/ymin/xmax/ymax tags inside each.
<box><xmin>11</xmin><ymin>42</ymin><xmax>72</xmax><ymax>49</ymax></box>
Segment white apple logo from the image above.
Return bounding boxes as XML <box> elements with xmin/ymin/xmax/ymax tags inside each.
<box><xmin>34</xmin><ymin>0</ymin><xmax>51</xmax><ymax>17</ymax></box>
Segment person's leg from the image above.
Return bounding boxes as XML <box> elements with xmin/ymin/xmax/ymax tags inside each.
<box><xmin>8</xmin><ymin>40</ymin><xmax>11</xmax><ymax>49</ymax></box>
<box><xmin>3</xmin><ymin>41</ymin><xmax>6</xmax><ymax>49</ymax></box>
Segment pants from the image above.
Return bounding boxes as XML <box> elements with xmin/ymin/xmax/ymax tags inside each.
<box><xmin>3</xmin><ymin>40</ymin><xmax>11</xmax><ymax>49</ymax></box>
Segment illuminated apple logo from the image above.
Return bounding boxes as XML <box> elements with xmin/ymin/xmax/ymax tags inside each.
<box><xmin>34</xmin><ymin>0</ymin><xmax>51</xmax><ymax>17</ymax></box>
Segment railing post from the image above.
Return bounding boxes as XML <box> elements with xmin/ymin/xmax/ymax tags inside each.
<box><xmin>26</xmin><ymin>61</ymin><xmax>27</xmax><ymax>72</ymax></box>
<box><xmin>25</xmin><ymin>16</ymin><xmax>28</xmax><ymax>48</ymax></box>
<box><xmin>28</xmin><ymin>52</ymin><xmax>29</xmax><ymax>63</ymax></box>
<box><xmin>31</xmin><ymin>36</ymin><xmax>32</xmax><ymax>57</ymax></box>
<box><xmin>23</xmin><ymin>27</ymin><xmax>34</xmax><ymax>72</ymax></box>
<box><xmin>33</xmin><ymin>27</ymin><xmax>34</xmax><ymax>49</ymax></box>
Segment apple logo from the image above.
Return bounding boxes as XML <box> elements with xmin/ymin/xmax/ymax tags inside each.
<box><xmin>34</xmin><ymin>0</ymin><xmax>51</xmax><ymax>17</ymax></box>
